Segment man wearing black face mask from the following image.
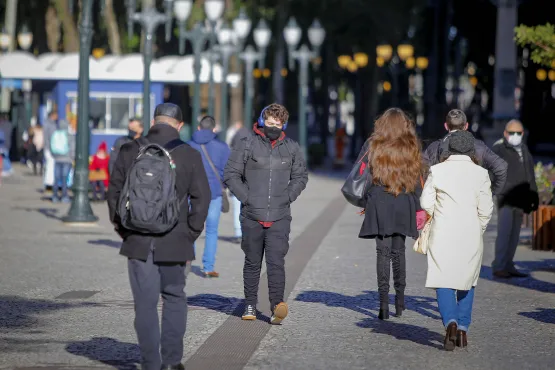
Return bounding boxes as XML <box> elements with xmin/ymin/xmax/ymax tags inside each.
<box><xmin>109</xmin><ymin>118</ymin><xmax>144</xmax><ymax>175</ymax></box>
<box><xmin>224</xmin><ymin>103</ymin><xmax>308</xmax><ymax>325</ymax></box>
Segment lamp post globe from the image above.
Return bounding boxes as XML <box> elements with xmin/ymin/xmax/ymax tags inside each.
<box><xmin>17</xmin><ymin>25</ymin><xmax>33</xmax><ymax>51</ymax></box>
<box><xmin>308</xmin><ymin>19</ymin><xmax>325</xmax><ymax>49</ymax></box>
<box><xmin>204</xmin><ymin>0</ymin><xmax>225</xmax><ymax>22</ymax></box>
<box><xmin>397</xmin><ymin>43</ymin><xmax>414</xmax><ymax>61</ymax></box>
<box><xmin>173</xmin><ymin>0</ymin><xmax>193</xmax><ymax>22</ymax></box>
<box><xmin>253</xmin><ymin>19</ymin><xmax>271</xmax><ymax>69</ymax></box>
<box><xmin>283</xmin><ymin>17</ymin><xmax>302</xmax><ymax>48</ymax></box>
<box><xmin>376</xmin><ymin>44</ymin><xmax>393</xmax><ymax>62</ymax></box>
<box><xmin>0</xmin><ymin>28</ymin><xmax>11</xmax><ymax>50</ymax></box>
<box><xmin>217</xmin><ymin>23</ymin><xmax>233</xmax><ymax>46</ymax></box>
<box><xmin>233</xmin><ymin>7</ymin><xmax>252</xmax><ymax>41</ymax></box>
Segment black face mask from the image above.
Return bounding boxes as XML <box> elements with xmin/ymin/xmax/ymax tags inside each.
<box><xmin>263</xmin><ymin>126</ymin><xmax>282</xmax><ymax>141</ymax></box>
<box><xmin>128</xmin><ymin>129</ymin><xmax>138</xmax><ymax>139</ymax></box>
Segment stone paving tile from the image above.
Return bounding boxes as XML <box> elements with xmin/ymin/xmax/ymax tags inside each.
<box><xmin>245</xmin><ymin>206</ymin><xmax>555</xmax><ymax>370</ymax></box>
<box><xmin>0</xmin><ymin>167</ymin><xmax>344</xmax><ymax>369</ymax></box>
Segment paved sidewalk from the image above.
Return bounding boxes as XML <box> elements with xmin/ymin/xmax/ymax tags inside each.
<box><xmin>0</xmin><ymin>167</ymin><xmax>554</xmax><ymax>370</ymax></box>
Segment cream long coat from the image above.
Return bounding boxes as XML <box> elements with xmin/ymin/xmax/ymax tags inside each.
<box><xmin>420</xmin><ymin>155</ymin><xmax>494</xmax><ymax>290</ymax></box>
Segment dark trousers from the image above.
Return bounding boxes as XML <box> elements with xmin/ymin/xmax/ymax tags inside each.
<box><xmin>241</xmin><ymin>216</ymin><xmax>291</xmax><ymax>308</ymax></box>
<box><xmin>376</xmin><ymin>234</ymin><xmax>406</xmax><ymax>305</ymax></box>
<box><xmin>92</xmin><ymin>180</ymin><xmax>106</xmax><ymax>200</ymax></box>
<box><xmin>128</xmin><ymin>251</ymin><xmax>187</xmax><ymax>370</ymax></box>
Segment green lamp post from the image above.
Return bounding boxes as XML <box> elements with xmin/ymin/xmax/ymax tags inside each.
<box><xmin>286</xmin><ymin>18</ymin><xmax>326</xmax><ymax>160</ymax></box>
<box><xmin>127</xmin><ymin>0</ymin><xmax>175</xmax><ymax>135</ymax></box>
<box><xmin>62</xmin><ymin>0</ymin><xmax>98</xmax><ymax>223</ymax></box>
<box><xmin>204</xmin><ymin>0</ymin><xmax>225</xmax><ymax>117</ymax></box>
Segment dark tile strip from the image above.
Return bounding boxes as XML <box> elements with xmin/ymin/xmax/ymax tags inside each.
<box><xmin>185</xmin><ymin>195</ymin><xmax>347</xmax><ymax>370</ymax></box>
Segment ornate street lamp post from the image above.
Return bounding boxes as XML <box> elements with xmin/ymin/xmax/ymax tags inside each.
<box><xmin>204</xmin><ymin>0</ymin><xmax>225</xmax><ymax>117</ymax></box>
<box><xmin>18</xmin><ymin>25</ymin><xmax>33</xmax><ymax>145</ymax></box>
<box><xmin>216</xmin><ymin>23</ymin><xmax>235</xmax><ymax>136</ymax></box>
<box><xmin>285</xmin><ymin>18</ymin><xmax>326</xmax><ymax>159</ymax></box>
<box><xmin>63</xmin><ymin>0</ymin><xmax>97</xmax><ymax>223</ymax></box>
<box><xmin>126</xmin><ymin>0</ymin><xmax>174</xmax><ymax>134</ymax></box>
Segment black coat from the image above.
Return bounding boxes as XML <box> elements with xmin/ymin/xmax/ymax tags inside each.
<box><xmin>356</xmin><ymin>141</ymin><xmax>422</xmax><ymax>239</ymax></box>
<box><xmin>492</xmin><ymin>139</ymin><xmax>538</xmax><ymax>213</ymax></box>
<box><xmin>224</xmin><ymin>125</ymin><xmax>308</xmax><ymax>222</ymax></box>
<box><xmin>109</xmin><ymin>135</ymin><xmax>132</xmax><ymax>175</ymax></box>
<box><xmin>107</xmin><ymin>123</ymin><xmax>211</xmax><ymax>263</ymax></box>
<box><xmin>424</xmin><ymin>134</ymin><xmax>508</xmax><ymax>195</ymax></box>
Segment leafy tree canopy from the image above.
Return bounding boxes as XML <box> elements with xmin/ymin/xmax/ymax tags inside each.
<box><xmin>515</xmin><ymin>23</ymin><xmax>555</xmax><ymax>67</ymax></box>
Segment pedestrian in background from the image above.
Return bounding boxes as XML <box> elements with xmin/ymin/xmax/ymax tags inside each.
<box><xmin>356</xmin><ymin>108</ymin><xmax>424</xmax><ymax>320</ymax></box>
<box><xmin>424</xmin><ymin>109</ymin><xmax>507</xmax><ymax>195</ymax></box>
<box><xmin>42</xmin><ymin>110</ymin><xmax>59</xmax><ymax>190</ymax></box>
<box><xmin>224</xmin><ymin>103</ymin><xmax>308</xmax><ymax>325</ymax></box>
<box><xmin>420</xmin><ymin>130</ymin><xmax>493</xmax><ymax>350</ymax></box>
<box><xmin>0</xmin><ymin>112</ymin><xmax>14</xmax><ymax>177</ymax></box>
<box><xmin>28</xmin><ymin>123</ymin><xmax>44</xmax><ymax>176</ymax></box>
<box><xmin>108</xmin><ymin>103</ymin><xmax>210</xmax><ymax>370</ymax></box>
<box><xmin>89</xmin><ymin>141</ymin><xmax>110</xmax><ymax>201</ymax></box>
<box><xmin>49</xmin><ymin>119</ymin><xmax>75</xmax><ymax>203</ymax></box>
<box><xmin>491</xmin><ymin>120</ymin><xmax>538</xmax><ymax>278</ymax></box>
<box><xmin>109</xmin><ymin>118</ymin><xmax>143</xmax><ymax>175</ymax></box>
<box><xmin>187</xmin><ymin>115</ymin><xmax>231</xmax><ymax>278</ymax></box>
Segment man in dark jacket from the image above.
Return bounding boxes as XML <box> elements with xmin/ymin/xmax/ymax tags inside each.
<box><xmin>107</xmin><ymin>103</ymin><xmax>210</xmax><ymax>370</ymax></box>
<box><xmin>491</xmin><ymin>120</ymin><xmax>538</xmax><ymax>278</ymax></box>
<box><xmin>187</xmin><ymin>115</ymin><xmax>230</xmax><ymax>278</ymax></box>
<box><xmin>108</xmin><ymin>117</ymin><xmax>143</xmax><ymax>175</ymax></box>
<box><xmin>424</xmin><ymin>109</ymin><xmax>508</xmax><ymax>195</ymax></box>
<box><xmin>224</xmin><ymin>103</ymin><xmax>308</xmax><ymax>325</ymax></box>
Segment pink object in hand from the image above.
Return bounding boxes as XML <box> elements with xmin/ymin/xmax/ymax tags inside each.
<box><xmin>416</xmin><ymin>210</ymin><xmax>428</xmax><ymax>230</ymax></box>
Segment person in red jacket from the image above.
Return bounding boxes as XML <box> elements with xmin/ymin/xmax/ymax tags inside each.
<box><xmin>89</xmin><ymin>141</ymin><xmax>110</xmax><ymax>201</ymax></box>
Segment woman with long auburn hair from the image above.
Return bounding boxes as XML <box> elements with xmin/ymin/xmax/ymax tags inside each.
<box><xmin>355</xmin><ymin>108</ymin><xmax>425</xmax><ymax>320</ymax></box>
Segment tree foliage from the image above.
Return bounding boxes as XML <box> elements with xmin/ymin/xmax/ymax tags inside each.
<box><xmin>515</xmin><ymin>23</ymin><xmax>555</xmax><ymax>67</ymax></box>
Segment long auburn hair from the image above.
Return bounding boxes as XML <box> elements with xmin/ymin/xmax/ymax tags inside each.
<box><xmin>368</xmin><ymin>108</ymin><xmax>423</xmax><ymax>195</ymax></box>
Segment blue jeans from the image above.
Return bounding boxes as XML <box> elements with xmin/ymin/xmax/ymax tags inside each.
<box><xmin>53</xmin><ymin>162</ymin><xmax>72</xmax><ymax>201</ymax></box>
<box><xmin>202</xmin><ymin>196</ymin><xmax>222</xmax><ymax>272</ymax></box>
<box><xmin>232</xmin><ymin>194</ymin><xmax>242</xmax><ymax>238</ymax></box>
<box><xmin>436</xmin><ymin>287</ymin><xmax>475</xmax><ymax>332</ymax></box>
<box><xmin>1</xmin><ymin>154</ymin><xmax>11</xmax><ymax>173</ymax></box>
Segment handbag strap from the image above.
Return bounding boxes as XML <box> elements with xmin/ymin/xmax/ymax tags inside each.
<box><xmin>200</xmin><ymin>144</ymin><xmax>225</xmax><ymax>191</ymax></box>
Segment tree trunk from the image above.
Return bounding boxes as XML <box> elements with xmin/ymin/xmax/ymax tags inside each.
<box><xmin>54</xmin><ymin>0</ymin><xmax>79</xmax><ymax>52</ymax></box>
<box><xmin>45</xmin><ymin>5</ymin><xmax>62</xmax><ymax>52</ymax></box>
<box><xmin>104</xmin><ymin>0</ymin><xmax>122</xmax><ymax>54</ymax></box>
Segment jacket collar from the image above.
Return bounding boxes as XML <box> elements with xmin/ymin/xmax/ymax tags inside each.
<box><xmin>445</xmin><ymin>154</ymin><xmax>473</xmax><ymax>162</ymax></box>
<box><xmin>146</xmin><ymin>122</ymin><xmax>181</xmax><ymax>144</ymax></box>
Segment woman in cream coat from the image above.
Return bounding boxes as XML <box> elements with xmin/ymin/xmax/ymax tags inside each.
<box><xmin>420</xmin><ymin>130</ymin><xmax>494</xmax><ymax>351</ymax></box>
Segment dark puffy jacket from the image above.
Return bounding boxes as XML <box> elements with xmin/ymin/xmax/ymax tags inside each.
<box><xmin>107</xmin><ymin>123</ymin><xmax>211</xmax><ymax>263</ymax></box>
<box><xmin>424</xmin><ymin>133</ymin><xmax>508</xmax><ymax>195</ymax></box>
<box><xmin>224</xmin><ymin>125</ymin><xmax>309</xmax><ymax>222</ymax></box>
<box><xmin>187</xmin><ymin>129</ymin><xmax>231</xmax><ymax>200</ymax></box>
<box><xmin>492</xmin><ymin>139</ymin><xmax>538</xmax><ymax>213</ymax></box>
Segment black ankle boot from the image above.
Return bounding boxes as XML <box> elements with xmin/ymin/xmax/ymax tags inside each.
<box><xmin>378</xmin><ymin>300</ymin><xmax>389</xmax><ymax>320</ymax></box>
<box><xmin>394</xmin><ymin>293</ymin><xmax>405</xmax><ymax>317</ymax></box>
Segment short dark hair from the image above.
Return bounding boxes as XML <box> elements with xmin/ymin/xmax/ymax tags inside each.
<box><xmin>262</xmin><ymin>103</ymin><xmax>289</xmax><ymax>124</ymax></box>
<box><xmin>445</xmin><ymin>109</ymin><xmax>467</xmax><ymax>131</ymax></box>
<box><xmin>129</xmin><ymin>117</ymin><xmax>143</xmax><ymax>127</ymax></box>
<box><xmin>199</xmin><ymin>116</ymin><xmax>216</xmax><ymax>130</ymax></box>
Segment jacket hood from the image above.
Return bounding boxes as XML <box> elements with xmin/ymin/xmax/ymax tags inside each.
<box><xmin>252</xmin><ymin>123</ymin><xmax>286</xmax><ymax>141</ymax></box>
<box><xmin>192</xmin><ymin>129</ymin><xmax>217</xmax><ymax>144</ymax></box>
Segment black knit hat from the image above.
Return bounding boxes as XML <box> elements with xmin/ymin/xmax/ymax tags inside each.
<box><xmin>154</xmin><ymin>103</ymin><xmax>183</xmax><ymax>122</ymax></box>
<box><xmin>448</xmin><ymin>130</ymin><xmax>475</xmax><ymax>156</ymax></box>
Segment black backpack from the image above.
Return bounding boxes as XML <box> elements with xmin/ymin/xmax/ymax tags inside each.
<box><xmin>117</xmin><ymin>137</ymin><xmax>185</xmax><ymax>234</ymax></box>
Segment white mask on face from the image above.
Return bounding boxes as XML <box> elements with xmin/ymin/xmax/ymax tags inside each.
<box><xmin>507</xmin><ymin>134</ymin><xmax>522</xmax><ymax>146</ymax></box>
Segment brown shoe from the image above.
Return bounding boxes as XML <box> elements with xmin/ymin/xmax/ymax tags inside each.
<box><xmin>493</xmin><ymin>270</ymin><xmax>511</xmax><ymax>278</ymax></box>
<box><xmin>270</xmin><ymin>302</ymin><xmax>288</xmax><ymax>325</ymax></box>
<box><xmin>204</xmin><ymin>271</ymin><xmax>220</xmax><ymax>278</ymax></box>
<box><xmin>456</xmin><ymin>330</ymin><xmax>468</xmax><ymax>348</ymax></box>
<box><xmin>444</xmin><ymin>322</ymin><xmax>457</xmax><ymax>351</ymax></box>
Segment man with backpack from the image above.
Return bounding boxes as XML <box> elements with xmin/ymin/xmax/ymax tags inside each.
<box><xmin>423</xmin><ymin>109</ymin><xmax>508</xmax><ymax>195</ymax></box>
<box><xmin>107</xmin><ymin>103</ymin><xmax>210</xmax><ymax>370</ymax></box>
<box><xmin>224</xmin><ymin>103</ymin><xmax>309</xmax><ymax>325</ymax></box>
<box><xmin>187</xmin><ymin>115</ymin><xmax>231</xmax><ymax>278</ymax></box>
<box><xmin>49</xmin><ymin>119</ymin><xmax>75</xmax><ymax>203</ymax></box>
